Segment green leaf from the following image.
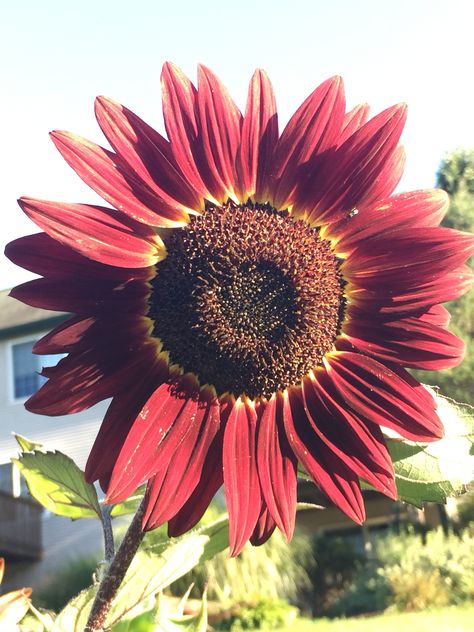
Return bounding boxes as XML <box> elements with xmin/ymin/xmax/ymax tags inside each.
<box><xmin>106</xmin><ymin>516</ymin><xmax>228</xmax><ymax>626</ymax></box>
<box><xmin>154</xmin><ymin>589</ymin><xmax>208</xmax><ymax>632</ymax></box>
<box><xmin>110</xmin><ymin>485</ymin><xmax>146</xmax><ymax>517</ymax></box>
<box><xmin>54</xmin><ymin>516</ymin><xmax>229</xmax><ymax>630</ymax></box>
<box><xmin>393</xmin><ymin>390</ymin><xmax>474</xmax><ymax>507</ymax></box>
<box><xmin>385</xmin><ymin>438</ymin><xmax>424</xmax><ymax>462</ymax></box>
<box><xmin>52</xmin><ymin>586</ymin><xmax>96</xmax><ymax>632</ymax></box>
<box><xmin>12</xmin><ymin>450</ymin><xmax>101</xmax><ymax>519</ymax></box>
<box><xmin>297</xmin><ymin>390</ymin><xmax>474</xmax><ymax>509</ymax></box>
<box><xmin>13</xmin><ymin>433</ymin><xmax>44</xmax><ymax>452</ymax></box>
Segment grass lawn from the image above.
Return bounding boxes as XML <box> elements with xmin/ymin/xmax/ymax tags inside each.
<box><xmin>277</xmin><ymin>603</ymin><xmax>474</xmax><ymax>632</ymax></box>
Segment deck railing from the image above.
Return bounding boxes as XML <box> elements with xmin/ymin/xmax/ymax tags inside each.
<box><xmin>0</xmin><ymin>490</ymin><xmax>42</xmax><ymax>559</ymax></box>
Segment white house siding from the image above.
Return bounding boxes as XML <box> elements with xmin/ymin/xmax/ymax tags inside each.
<box><xmin>0</xmin><ymin>291</ymin><xmax>114</xmax><ymax>592</ymax></box>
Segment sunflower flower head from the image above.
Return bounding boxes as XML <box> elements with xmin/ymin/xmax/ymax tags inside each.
<box><xmin>7</xmin><ymin>63</ymin><xmax>474</xmax><ymax>556</ymax></box>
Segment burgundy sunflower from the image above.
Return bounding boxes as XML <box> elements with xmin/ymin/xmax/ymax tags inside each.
<box><xmin>6</xmin><ymin>64</ymin><xmax>474</xmax><ymax>555</ymax></box>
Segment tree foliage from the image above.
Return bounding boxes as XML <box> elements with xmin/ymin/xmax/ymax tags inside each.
<box><xmin>436</xmin><ymin>149</ymin><xmax>474</xmax><ymax>233</ymax></box>
<box><xmin>415</xmin><ymin>149</ymin><xmax>474</xmax><ymax>403</ymax></box>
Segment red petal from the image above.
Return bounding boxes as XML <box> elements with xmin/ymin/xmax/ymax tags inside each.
<box><xmin>18</xmin><ymin>197</ymin><xmax>165</xmax><ymax>268</ymax></box>
<box><xmin>302</xmin><ymin>373</ymin><xmax>396</xmax><ymax>499</ymax></box>
<box><xmin>302</xmin><ymin>103</ymin><xmax>407</xmax><ymax>224</ymax></box>
<box><xmin>40</xmin><ymin>312</ymin><xmax>151</xmax><ymax>356</ymax></box>
<box><xmin>344</xmin><ymin>307</ymin><xmax>465</xmax><ymax>370</ymax></box>
<box><xmin>223</xmin><ymin>398</ymin><xmax>262</xmax><ymax>556</ymax></box>
<box><xmin>105</xmin><ymin>376</ymin><xmax>201</xmax><ymax>503</ymax></box>
<box><xmin>161</xmin><ymin>62</ymin><xmax>214</xmax><ymax>203</ymax></box>
<box><xmin>85</xmin><ymin>356</ymin><xmax>169</xmax><ymax>487</ymax></box>
<box><xmin>95</xmin><ymin>96</ymin><xmax>201</xmax><ymax>211</ymax></box>
<box><xmin>167</xmin><ymin>430</ymin><xmax>224</xmax><ymax>537</ymax></box>
<box><xmin>325</xmin><ymin>352</ymin><xmax>443</xmax><ymax>441</ymax></box>
<box><xmin>420</xmin><ymin>304</ymin><xmax>451</xmax><ymax>327</ymax></box>
<box><xmin>343</xmin><ymin>227</ymin><xmax>474</xmax><ymax>287</ymax></box>
<box><xmin>51</xmin><ymin>131</ymin><xmax>188</xmax><ymax>227</ymax></box>
<box><xmin>283</xmin><ymin>388</ymin><xmax>365</xmax><ymax>524</ymax></box>
<box><xmin>349</xmin><ymin>264</ymin><xmax>474</xmax><ymax>316</ymax></box>
<box><xmin>26</xmin><ymin>338</ymin><xmax>158</xmax><ymax>416</ymax></box>
<box><xmin>272</xmin><ymin>76</ymin><xmax>345</xmax><ymax>209</ymax></box>
<box><xmin>238</xmin><ymin>69</ymin><xmax>278</xmax><ymax>201</ymax></box>
<box><xmin>195</xmin><ymin>64</ymin><xmax>242</xmax><ymax>202</ymax></box>
<box><xmin>357</xmin><ymin>144</ymin><xmax>406</xmax><ymax>210</ymax></box>
<box><xmin>338</xmin><ymin>103</ymin><xmax>370</xmax><ymax>145</ymax></box>
<box><xmin>35</xmin><ymin>312</ymin><xmax>149</xmax><ymax>357</ymax></box>
<box><xmin>256</xmin><ymin>394</ymin><xmax>297</xmax><ymax>540</ymax></box>
<box><xmin>331</xmin><ymin>189</ymin><xmax>449</xmax><ymax>252</ymax></box>
<box><xmin>250</xmin><ymin>505</ymin><xmax>277</xmax><ymax>546</ymax></box>
<box><xmin>10</xmin><ymin>276</ymin><xmax>149</xmax><ymax>314</ymax></box>
<box><xmin>142</xmin><ymin>393</ymin><xmax>221</xmax><ymax>529</ymax></box>
<box><xmin>33</xmin><ymin>316</ymin><xmax>96</xmax><ymax>354</ymax></box>
<box><xmin>5</xmin><ymin>233</ymin><xmax>153</xmax><ymax>281</ymax></box>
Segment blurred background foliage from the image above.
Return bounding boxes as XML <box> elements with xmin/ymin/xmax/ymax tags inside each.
<box><xmin>150</xmin><ymin>505</ymin><xmax>314</xmax><ymax>608</ymax></box>
<box><xmin>413</xmin><ymin>148</ymin><xmax>474</xmax><ymax>405</ymax></box>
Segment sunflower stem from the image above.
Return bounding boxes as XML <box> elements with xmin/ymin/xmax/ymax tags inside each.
<box><xmin>85</xmin><ymin>499</ymin><xmax>146</xmax><ymax>632</ymax></box>
<box><xmin>100</xmin><ymin>504</ymin><xmax>115</xmax><ymax>563</ymax></box>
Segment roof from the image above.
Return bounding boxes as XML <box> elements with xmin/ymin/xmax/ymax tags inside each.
<box><xmin>0</xmin><ymin>289</ymin><xmax>68</xmax><ymax>339</ymax></box>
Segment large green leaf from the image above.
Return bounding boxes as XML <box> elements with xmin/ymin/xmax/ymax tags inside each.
<box><xmin>298</xmin><ymin>390</ymin><xmax>474</xmax><ymax>508</ymax></box>
<box><xmin>385</xmin><ymin>439</ymin><xmax>424</xmax><ymax>462</ymax></box>
<box><xmin>392</xmin><ymin>391</ymin><xmax>474</xmax><ymax>507</ymax></box>
<box><xmin>12</xmin><ymin>442</ymin><xmax>101</xmax><ymax>519</ymax></box>
<box><xmin>53</xmin><ymin>587</ymin><xmax>96</xmax><ymax>632</ymax></box>
<box><xmin>53</xmin><ymin>517</ymin><xmax>229</xmax><ymax>631</ymax></box>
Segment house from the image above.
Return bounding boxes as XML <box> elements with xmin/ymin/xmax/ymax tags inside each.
<box><xmin>0</xmin><ymin>288</ymin><xmax>108</xmax><ymax>592</ymax></box>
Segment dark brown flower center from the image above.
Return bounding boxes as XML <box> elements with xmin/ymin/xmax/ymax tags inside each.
<box><xmin>148</xmin><ymin>202</ymin><xmax>345</xmax><ymax>399</ymax></box>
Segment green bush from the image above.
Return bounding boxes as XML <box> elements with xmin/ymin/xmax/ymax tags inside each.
<box><xmin>377</xmin><ymin>528</ymin><xmax>474</xmax><ymax>605</ymax></box>
<box><xmin>309</xmin><ymin>534</ymin><xmax>365</xmax><ymax>614</ymax></box>
<box><xmin>382</xmin><ymin>566</ymin><xmax>450</xmax><ymax>611</ymax></box>
<box><xmin>328</xmin><ymin>527</ymin><xmax>474</xmax><ymax>616</ymax></box>
<box><xmin>327</xmin><ymin>564</ymin><xmax>390</xmax><ymax>617</ymax></box>
<box><xmin>457</xmin><ymin>491</ymin><xmax>474</xmax><ymax>526</ymax></box>
<box><xmin>215</xmin><ymin>598</ymin><xmax>298</xmax><ymax>631</ymax></box>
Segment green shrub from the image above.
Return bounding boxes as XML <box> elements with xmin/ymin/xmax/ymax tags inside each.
<box><xmin>215</xmin><ymin>598</ymin><xmax>298</xmax><ymax>631</ymax></box>
<box><xmin>329</xmin><ymin>527</ymin><xmax>474</xmax><ymax>616</ymax></box>
<box><xmin>382</xmin><ymin>567</ymin><xmax>450</xmax><ymax>611</ymax></box>
<box><xmin>377</xmin><ymin>528</ymin><xmax>474</xmax><ymax>605</ymax></box>
<box><xmin>309</xmin><ymin>534</ymin><xmax>365</xmax><ymax>615</ymax></box>
<box><xmin>457</xmin><ymin>491</ymin><xmax>474</xmax><ymax>526</ymax></box>
<box><xmin>327</xmin><ymin>564</ymin><xmax>391</xmax><ymax>617</ymax></box>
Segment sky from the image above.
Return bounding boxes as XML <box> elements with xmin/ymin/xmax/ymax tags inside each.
<box><xmin>1</xmin><ymin>0</ymin><xmax>473</xmax><ymax>290</ymax></box>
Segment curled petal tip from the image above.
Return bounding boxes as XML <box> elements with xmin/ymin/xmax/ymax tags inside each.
<box><xmin>161</xmin><ymin>60</ymin><xmax>174</xmax><ymax>75</ymax></box>
<box><xmin>95</xmin><ymin>95</ymin><xmax>113</xmax><ymax>108</ymax></box>
<box><xmin>393</xmin><ymin>102</ymin><xmax>408</xmax><ymax>118</ymax></box>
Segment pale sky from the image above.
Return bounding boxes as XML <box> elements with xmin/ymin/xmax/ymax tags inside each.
<box><xmin>1</xmin><ymin>0</ymin><xmax>474</xmax><ymax>290</ymax></box>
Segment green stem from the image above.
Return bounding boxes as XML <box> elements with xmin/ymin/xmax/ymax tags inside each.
<box><xmin>85</xmin><ymin>499</ymin><xmax>146</xmax><ymax>632</ymax></box>
<box><xmin>100</xmin><ymin>504</ymin><xmax>115</xmax><ymax>563</ymax></box>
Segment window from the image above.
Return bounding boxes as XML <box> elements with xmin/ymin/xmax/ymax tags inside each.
<box><xmin>11</xmin><ymin>339</ymin><xmax>65</xmax><ymax>401</ymax></box>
